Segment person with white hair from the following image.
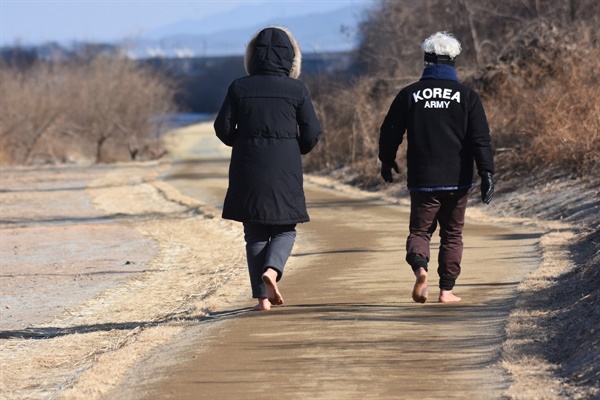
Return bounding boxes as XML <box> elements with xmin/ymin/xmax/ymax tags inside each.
<box><xmin>378</xmin><ymin>31</ymin><xmax>495</xmax><ymax>303</ymax></box>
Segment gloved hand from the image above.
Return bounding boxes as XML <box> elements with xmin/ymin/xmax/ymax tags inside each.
<box><xmin>479</xmin><ymin>171</ymin><xmax>494</xmax><ymax>204</ymax></box>
<box><xmin>381</xmin><ymin>161</ymin><xmax>400</xmax><ymax>183</ymax></box>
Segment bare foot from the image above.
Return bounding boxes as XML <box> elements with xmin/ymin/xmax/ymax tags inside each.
<box><xmin>262</xmin><ymin>268</ymin><xmax>284</xmax><ymax>305</ymax></box>
<box><xmin>438</xmin><ymin>290</ymin><xmax>461</xmax><ymax>303</ymax></box>
<box><xmin>252</xmin><ymin>298</ymin><xmax>271</xmax><ymax>311</ymax></box>
<box><xmin>412</xmin><ymin>267</ymin><xmax>428</xmax><ymax>303</ymax></box>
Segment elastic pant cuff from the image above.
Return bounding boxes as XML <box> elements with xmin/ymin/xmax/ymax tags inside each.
<box><xmin>410</xmin><ymin>256</ymin><xmax>429</xmax><ymax>272</ymax></box>
<box><xmin>439</xmin><ymin>277</ymin><xmax>456</xmax><ymax>291</ymax></box>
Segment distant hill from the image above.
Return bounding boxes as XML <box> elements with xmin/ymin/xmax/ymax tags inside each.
<box><xmin>122</xmin><ymin>5</ymin><xmax>364</xmax><ymax>59</ymax></box>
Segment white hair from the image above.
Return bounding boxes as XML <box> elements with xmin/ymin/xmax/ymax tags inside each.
<box><xmin>421</xmin><ymin>32</ymin><xmax>462</xmax><ymax>59</ymax></box>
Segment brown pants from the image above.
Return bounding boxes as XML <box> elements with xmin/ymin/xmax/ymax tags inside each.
<box><xmin>406</xmin><ymin>189</ymin><xmax>470</xmax><ymax>290</ymax></box>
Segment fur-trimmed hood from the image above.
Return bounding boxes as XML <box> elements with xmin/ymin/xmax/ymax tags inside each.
<box><xmin>244</xmin><ymin>26</ymin><xmax>302</xmax><ymax>79</ymax></box>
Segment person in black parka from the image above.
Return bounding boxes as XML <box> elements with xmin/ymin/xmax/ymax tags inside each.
<box><xmin>214</xmin><ymin>26</ymin><xmax>321</xmax><ymax>311</ymax></box>
<box><xmin>379</xmin><ymin>32</ymin><xmax>495</xmax><ymax>304</ymax></box>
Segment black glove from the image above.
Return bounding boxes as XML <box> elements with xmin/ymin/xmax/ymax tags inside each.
<box><xmin>479</xmin><ymin>171</ymin><xmax>494</xmax><ymax>204</ymax></box>
<box><xmin>381</xmin><ymin>161</ymin><xmax>399</xmax><ymax>183</ymax></box>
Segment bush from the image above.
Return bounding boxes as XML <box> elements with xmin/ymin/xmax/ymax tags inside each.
<box><xmin>528</xmin><ymin>56</ymin><xmax>599</xmax><ymax>172</ymax></box>
<box><xmin>479</xmin><ymin>20</ymin><xmax>599</xmax><ymax>175</ymax></box>
<box><xmin>0</xmin><ymin>55</ymin><xmax>177</xmax><ymax>165</ymax></box>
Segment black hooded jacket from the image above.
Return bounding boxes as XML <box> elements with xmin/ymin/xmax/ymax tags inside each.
<box><xmin>214</xmin><ymin>27</ymin><xmax>322</xmax><ymax>224</ymax></box>
<box><xmin>379</xmin><ymin>64</ymin><xmax>494</xmax><ymax>189</ymax></box>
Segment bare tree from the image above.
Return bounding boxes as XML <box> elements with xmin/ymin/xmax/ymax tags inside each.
<box><xmin>0</xmin><ymin>55</ymin><xmax>177</xmax><ymax>165</ymax></box>
<box><xmin>0</xmin><ymin>64</ymin><xmax>64</xmax><ymax>164</ymax></box>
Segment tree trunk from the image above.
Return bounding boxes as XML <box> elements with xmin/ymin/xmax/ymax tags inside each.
<box><xmin>96</xmin><ymin>136</ymin><xmax>107</xmax><ymax>163</ymax></box>
<box><xmin>462</xmin><ymin>0</ymin><xmax>482</xmax><ymax>67</ymax></box>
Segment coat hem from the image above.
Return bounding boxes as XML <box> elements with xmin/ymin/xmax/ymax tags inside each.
<box><xmin>222</xmin><ymin>216</ymin><xmax>309</xmax><ymax>225</ymax></box>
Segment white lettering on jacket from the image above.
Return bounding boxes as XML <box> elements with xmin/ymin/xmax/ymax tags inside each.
<box><xmin>424</xmin><ymin>100</ymin><xmax>451</xmax><ymax>108</ymax></box>
<box><xmin>413</xmin><ymin>88</ymin><xmax>461</xmax><ymax>104</ymax></box>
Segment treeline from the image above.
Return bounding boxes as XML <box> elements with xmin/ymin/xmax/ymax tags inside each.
<box><xmin>0</xmin><ymin>51</ymin><xmax>177</xmax><ymax>165</ymax></box>
<box><xmin>2</xmin><ymin>0</ymin><xmax>597</xmax><ymax>169</ymax></box>
<box><xmin>306</xmin><ymin>0</ymin><xmax>599</xmax><ymax>186</ymax></box>
<box><xmin>0</xmin><ymin>43</ymin><xmax>355</xmax><ymax>165</ymax></box>
<box><xmin>144</xmin><ymin>52</ymin><xmax>354</xmax><ymax>114</ymax></box>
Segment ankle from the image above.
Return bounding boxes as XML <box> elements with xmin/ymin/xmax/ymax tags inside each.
<box><xmin>438</xmin><ymin>289</ymin><xmax>461</xmax><ymax>303</ymax></box>
<box><xmin>257</xmin><ymin>297</ymin><xmax>271</xmax><ymax>310</ymax></box>
<box><xmin>414</xmin><ymin>267</ymin><xmax>428</xmax><ymax>278</ymax></box>
<box><xmin>263</xmin><ymin>267</ymin><xmax>278</xmax><ymax>279</ymax></box>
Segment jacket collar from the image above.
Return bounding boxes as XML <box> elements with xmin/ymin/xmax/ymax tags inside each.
<box><xmin>420</xmin><ymin>64</ymin><xmax>459</xmax><ymax>82</ymax></box>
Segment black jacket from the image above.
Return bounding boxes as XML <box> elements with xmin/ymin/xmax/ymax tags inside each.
<box><xmin>379</xmin><ymin>64</ymin><xmax>494</xmax><ymax>189</ymax></box>
<box><xmin>214</xmin><ymin>27</ymin><xmax>321</xmax><ymax>224</ymax></box>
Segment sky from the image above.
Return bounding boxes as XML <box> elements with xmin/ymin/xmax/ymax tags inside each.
<box><xmin>0</xmin><ymin>0</ymin><xmax>372</xmax><ymax>46</ymax></box>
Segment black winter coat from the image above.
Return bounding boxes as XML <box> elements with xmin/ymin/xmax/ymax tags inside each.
<box><xmin>379</xmin><ymin>64</ymin><xmax>494</xmax><ymax>189</ymax></box>
<box><xmin>214</xmin><ymin>27</ymin><xmax>321</xmax><ymax>224</ymax></box>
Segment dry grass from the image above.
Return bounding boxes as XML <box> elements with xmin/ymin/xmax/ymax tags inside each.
<box><xmin>0</xmin><ymin>162</ymin><xmax>249</xmax><ymax>399</ymax></box>
<box><xmin>526</xmin><ymin>58</ymin><xmax>599</xmax><ymax>172</ymax></box>
<box><xmin>502</xmin><ymin>231</ymin><xmax>600</xmax><ymax>399</ymax></box>
<box><xmin>480</xmin><ymin>22</ymin><xmax>599</xmax><ymax>175</ymax></box>
<box><xmin>468</xmin><ymin>163</ymin><xmax>600</xmax><ymax>398</ymax></box>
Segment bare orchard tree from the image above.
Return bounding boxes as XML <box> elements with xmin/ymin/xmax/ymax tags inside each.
<box><xmin>0</xmin><ymin>55</ymin><xmax>177</xmax><ymax>165</ymax></box>
<box><xmin>60</xmin><ymin>57</ymin><xmax>177</xmax><ymax>163</ymax></box>
<box><xmin>0</xmin><ymin>63</ymin><xmax>65</xmax><ymax>164</ymax></box>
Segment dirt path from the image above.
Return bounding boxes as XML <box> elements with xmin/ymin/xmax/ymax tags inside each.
<box><xmin>104</xmin><ymin>124</ymin><xmax>541</xmax><ymax>399</ymax></box>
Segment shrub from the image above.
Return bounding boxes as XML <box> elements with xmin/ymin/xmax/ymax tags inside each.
<box><xmin>480</xmin><ymin>21</ymin><xmax>599</xmax><ymax>175</ymax></box>
<box><xmin>0</xmin><ymin>55</ymin><xmax>177</xmax><ymax>165</ymax></box>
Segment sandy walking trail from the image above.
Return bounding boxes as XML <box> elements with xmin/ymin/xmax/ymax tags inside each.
<box><xmin>108</xmin><ymin>123</ymin><xmax>541</xmax><ymax>399</ymax></box>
